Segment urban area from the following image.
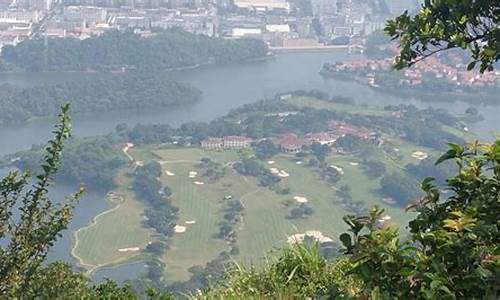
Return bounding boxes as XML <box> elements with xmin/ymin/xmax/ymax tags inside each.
<box><xmin>0</xmin><ymin>0</ymin><xmax>419</xmax><ymax>52</ymax></box>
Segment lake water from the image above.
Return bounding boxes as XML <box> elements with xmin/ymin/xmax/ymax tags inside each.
<box><xmin>0</xmin><ymin>51</ymin><xmax>498</xmax><ymax>157</ymax></box>
<box><xmin>0</xmin><ymin>51</ymin><xmax>498</xmax><ymax>282</ymax></box>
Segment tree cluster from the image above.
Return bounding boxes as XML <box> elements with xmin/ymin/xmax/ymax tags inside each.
<box><xmin>1</xmin><ymin>28</ymin><xmax>268</xmax><ymax>72</ymax></box>
<box><xmin>0</xmin><ymin>73</ymin><xmax>201</xmax><ymax>125</ymax></box>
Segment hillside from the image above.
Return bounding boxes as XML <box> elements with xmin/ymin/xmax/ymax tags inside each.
<box><xmin>24</xmin><ymin>93</ymin><xmax>475</xmax><ymax>293</ymax></box>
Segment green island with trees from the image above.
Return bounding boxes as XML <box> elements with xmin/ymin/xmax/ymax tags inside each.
<box><xmin>1</xmin><ymin>1</ymin><xmax>499</xmax><ymax>299</ymax></box>
<box><xmin>0</xmin><ymin>73</ymin><xmax>202</xmax><ymax>125</ymax></box>
<box><xmin>0</xmin><ymin>28</ymin><xmax>268</xmax><ymax>72</ymax></box>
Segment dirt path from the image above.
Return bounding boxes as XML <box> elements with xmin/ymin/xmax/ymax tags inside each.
<box><xmin>122</xmin><ymin>144</ymin><xmax>134</xmax><ymax>162</ymax></box>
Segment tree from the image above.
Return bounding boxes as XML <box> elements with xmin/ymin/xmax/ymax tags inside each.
<box><xmin>340</xmin><ymin>141</ymin><xmax>500</xmax><ymax>298</ymax></box>
<box><xmin>0</xmin><ymin>105</ymin><xmax>167</xmax><ymax>298</ymax></box>
<box><xmin>362</xmin><ymin>160</ymin><xmax>386</xmax><ymax>178</ymax></box>
<box><xmin>380</xmin><ymin>172</ymin><xmax>421</xmax><ymax>205</ymax></box>
<box><xmin>0</xmin><ymin>104</ymin><xmax>83</xmax><ymax>297</ymax></box>
<box><xmin>310</xmin><ymin>143</ymin><xmax>330</xmax><ymax>163</ymax></box>
<box><xmin>386</xmin><ymin>1</ymin><xmax>499</xmax><ymax>72</ymax></box>
<box><xmin>255</xmin><ymin>140</ymin><xmax>279</xmax><ymax>160</ymax></box>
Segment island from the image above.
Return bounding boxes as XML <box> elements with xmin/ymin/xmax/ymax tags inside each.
<box><xmin>0</xmin><ymin>73</ymin><xmax>202</xmax><ymax>125</ymax></box>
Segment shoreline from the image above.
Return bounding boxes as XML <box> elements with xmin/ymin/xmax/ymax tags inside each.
<box><xmin>0</xmin><ymin>54</ymin><xmax>274</xmax><ymax>75</ymax></box>
<box><xmin>269</xmin><ymin>45</ymin><xmax>354</xmax><ymax>53</ymax></box>
<box><xmin>70</xmin><ymin>192</ymin><xmax>127</xmax><ymax>275</ymax></box>
<box><xmin>320</xmin><ymin>73</ymin><xmax>500</xmax><ymax>105</ymax></box>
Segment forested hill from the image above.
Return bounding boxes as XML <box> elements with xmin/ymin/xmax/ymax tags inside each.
<box><xmin>1</xmin><ymin>29</ymin><xmax>269</xmax><ymax>72</ymax></box>
<box><xmin>0</xmin><ymin>73</ymin><xmax>201</xmax><ymax>125</ymax></box>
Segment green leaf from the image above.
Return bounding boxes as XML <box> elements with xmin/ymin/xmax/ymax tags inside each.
<box><xmin>467</xmin><ymin>61</ymin><xmax>476</xmax><ymax>71</ymax></box>
<box><xmin>339</xmin><ymin>233</ymin><xmax>352</xmax><ymax>248</ymax></box>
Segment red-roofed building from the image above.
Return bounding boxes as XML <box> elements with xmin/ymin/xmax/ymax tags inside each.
<box><xmin>272</xmin><ymin>133</ymin><xmax>306</xmax><ymax>153</ymax></box>
<box><xmin>327</xmin><ymin>121</ymin><xmax>374</xmax><ymax>140</ymax></box>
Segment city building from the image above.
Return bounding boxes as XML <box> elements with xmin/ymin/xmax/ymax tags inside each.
<box><xmin>201</xmin><ymin>137</ymin><xmax>223</xmax><ymax>150</ymax></box>
<box><xmin>201</xmin><ymin>136</ymin><xmax>252</xmax><ymax>150</ymax></box>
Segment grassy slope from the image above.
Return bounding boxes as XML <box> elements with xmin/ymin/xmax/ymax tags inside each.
<box><xmin>72</xmin><ymin>171</ymin><xmax>155</xmax><ymax>270</ymax></box>
<box><xmin>286</xmin><ymin>96</ymin><xmax>391</xmax><ymax>117</ymax></box>
<box><xmin>70</xmin><ymin>97</ymin><xmax>455</xmax><ymax>280</ymax></box>
<box><xmin>152</xmin><ymin>148</ymin><xmax>247</xmax><ymax>281</ymax></box>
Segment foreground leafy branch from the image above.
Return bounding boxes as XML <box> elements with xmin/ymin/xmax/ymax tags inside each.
<box><xmin>0</xmin><ymin>104</ymin><xmax>85</xmax><ymax>297</ymax></box>
<box><xmin>341</xmin><ymin>141</ymin><xmax>500</xmax><ymax>299</ymax></box>
<box><xmin>385</xmin><ymin>1</ymin><xmax>499</xmax><ymax>72</ymax></box>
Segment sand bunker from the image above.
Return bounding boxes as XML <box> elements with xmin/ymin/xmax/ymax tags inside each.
<box><xmin>188</xmin><ymin>171</ymin><xmax>198</xmax><ymax>178</ymax></box>
<box><xmin>135</xmin><ymin>161</ymin><xmax>144</xmax><ymax>167</ymax></box>
<box><xmin>330</xmin><ymin>165</ymin><xmax>345</xmax><ymax>175</ymax></box>
<box><xmin>270</xmin><ymin>168</ymin><xmax>289</xmax><ymax>177</ymax></box>
<box><xmin>267</xmin><ymin>160</ymin><xmax>276</xmax><ymax>164</ymax></box>
<box><xmin>278</xmin><ymin>170</ymin><xmax>290</xmax><ymax>177</ymax></box>
<box><xmin>185</xmin><ymin>220</ymin><xmax>196</xmax><ymax>224</ymax></box>
<box><xmin>294</xmin><ymin>196</ymin><xmax>309</xmax><ymax>203</ymax></box>
<box><xmin>393</xmin><ymin>148</ymin><xmax>400</xmax><ymax>152</ymax></box>
<box><xmin>296</xmin><ymin>161</ymin><xmax>303</xmax><ymax>165</ymax></box>
<box><xmin>349</xmin><ymin>162</ymin><xmax>359</xmax><ymax>166</ymax></box>
<box><xmin>165</xmin><ymin>170</ymin><xmax>175</xmax><ymax>176</ymax></box>
<box><xmin>118</xmin><ymin>247</ymin><xmax>140</xmax><ymax>252</ymax></box>
<box><xmin>174</xmin><ymin>225</ymin><xmax>187</xmax><ymax>233</ymax></box>
<box><xmin>288</xmin><ymin>231</ymin><xmax>333</xmax><ymax>245</ymax></box>
<box><xmin>411</xmin><ymin>151</ymin><xmax>429</xmax><ymax>160</ymax></box>
<box><xmin>193</xmin><ymin>181</ymin><xmax>205</xmax><ymax>185</ymax></box>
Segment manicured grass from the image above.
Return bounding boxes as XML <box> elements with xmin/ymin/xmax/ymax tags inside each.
<box><xmin>386</xmin><ymin>138</ymin><xmax>440</xmax><ymax>166</ymax></box>
<box><xmin>154</xmin><ymin>149</ymin><xmax>252</xmax><ymax>282</ymax></box>
<box><xmin>235</xmin><ymin>155</ymin><xmax>351</xmax><ymax>264</ymax></box>
<box><xmin>148</xmin><ymin>147</ymin><xmax>414</xmax><ymax>272</ymax></box>
<box><xmin>71</xmin><ymin>144</ymin><xmax>417</xmax><ymax>279</ymax></box>
<box><xmin>325</xmin><ymin>153</ymin><xmax>414</xmax><ymax>227</ymax></box>
<box><xmin>153</xmin><ymin>147</ymin><xmax>240</xmax><ymax>163</ymax></box>
<box><xmin>72</xmin><ymin>188</ymin><xmax>154</xmax><ymax>270</ymax></box>
<box><xmin>285</xmin><ymin>96</ymin><xmax>391</xmax><ymax>117</ymax></box>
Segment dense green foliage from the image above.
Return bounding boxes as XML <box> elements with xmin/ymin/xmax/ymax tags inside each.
<box><xmin>1</xmin><ymin>29</ymin><xmax>268</xmax><ymax>72</ymax></box>
<box><xmin>254</xmin><ymin>139</ymin><xmax>280</xmax><ymax>159</ymax></box>
<box><xmin>133</xmin><ymin>162</ymin><xmax>179</xmax><ymax>241</ymax></box>
<box><xmin>10</xmin><ymin>135</ymin><xmax>125</xmax><ymax>190</ymax></box>
<box><xmin>380</xmin><ymin>172</ymin><xmax>421</xmax><ymax>205</ymax></box>
<box><xmin>0</xmin><ymin>105</ymin><xmax>82</xmax><ymax>297</ymax></box>
<box><xmin>28</xmin><ymin>262</ymin><xmax>141</xmax><ymax>299</ymax></box>
<box><xmin>200</xmin><ymin>244</ymin><xmax>361</xmax><ymax>298</ymax></box>
<box><xmin>118</xmin><ymin>96</ymin><xmax>465</xmax><ymax>152</ymax></box>
<box><xmin>0</xmin><ymin>73</ymin><xmax>201</xmax><ymax>125</ymax></box>
<box><xmin>340</xmin><ymin>141</ymin><xmax>500</xmax><ymax>298</ymax></box>
<box><xmin>385</xmin><ymin>1</ymin><xmax>499</xmax><ymax>72</ymax></box>
<box><xmin>234</xmin><ymin>158</ymin><xmax>281</xmax><ymax>187</ymax></box>
<box><xmin>200</xmin><ymin>141</ymin><xmax>499</xmax><ymax>299</ymax></box>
